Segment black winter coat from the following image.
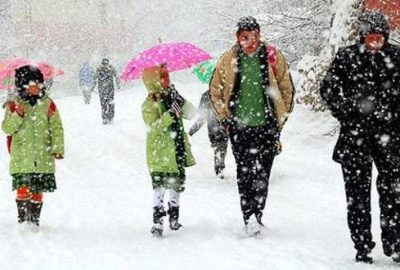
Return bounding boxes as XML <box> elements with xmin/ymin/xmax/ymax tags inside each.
<box><xmin>189</xmin><ymin>91</ymin><xmax>228</xmax><ymax>146</ymax></box>
<box><xmin>320</xmin><ymin>43</ymin><xmax>400</xmax><ymax>164</ymax></box>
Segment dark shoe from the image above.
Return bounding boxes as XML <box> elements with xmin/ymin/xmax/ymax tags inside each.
<box><xmin>167</xmin><ymin>203</ymin><xmax>182</xmax><ymax>231</ymax></box>
<box><xmin>16</xmin><ymin>199</ymin><xmax>29</xmax><ymax>223</ymax></box>
<box><xmin>392</xmin><ymin>253</ymin><xmax>400</xmax><ymax>263</ymax></box>
<box><xmin>215</xmin><ymin>166</ymin><xmax>224</xmax><ymax>178</ymax></box>
<box><xmin>151</xmin><ymin>206</ymin><xmax>166</xmax><ymax>236</ymax></box>
<box><xmin>355</xmin><ymin>251</ymin><xmax>373</xmax><ymax>264</ymax></box>
<box><xmin>245</xmin><ymin>215</ymin><xmax>261</xmax><ymax>236</ymax></box>
<box><xmin>29</xmin><ymin>201</ymin><xmax>43</xmax><ymax>227</ymax></box>
<box><xmin>150</xmin><ymin>224</ymin><xmax>163</xmax><ymax>237</ymax></box>
<box><xmin>255</xmin><ymin>212</ymin><xmax>265</xmax><ymax>227</ymax></box>
<box><xmin>153</xmin><ymin>206</ymin><xmax>166</xmax><ymax>225</ymax></box>
<box><xmin>383</xmin><ymin>244</ymin><xmax>393</xmax><ymax>257</ymax></box>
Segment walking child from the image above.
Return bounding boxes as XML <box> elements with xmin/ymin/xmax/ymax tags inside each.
<box><xmin>2</xmin><ymin>65</ymin><xmax>64</xmax><ymax>228</ymax></box>
<box><xmin>141</xmin><ymin>64</ymin><xmax>196</xmax><ymax>236</ymax></box>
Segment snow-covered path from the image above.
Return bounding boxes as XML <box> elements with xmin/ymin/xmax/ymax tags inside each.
<box><xmin>0</xmin><ymin>82</ymin><xmax>397</xmax><ymax>270</ymax></box>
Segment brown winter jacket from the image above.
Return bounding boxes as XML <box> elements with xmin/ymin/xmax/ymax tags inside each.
<box><xmin>209</xmin><ymin>42</ymin><xmax>294</xmax><ymax>131</ymax></box>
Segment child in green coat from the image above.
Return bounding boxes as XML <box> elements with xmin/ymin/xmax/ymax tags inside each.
<box><xmin>142</xmin><ymin>65</ymin><xmax>196</xmax><ymax>236</ymax></box>
<box><xmin>2</xmin><ymin>65</ymin><xmax>64</xmax><ymax>227</ymax></box>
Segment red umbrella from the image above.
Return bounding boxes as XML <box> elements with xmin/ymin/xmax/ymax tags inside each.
<box><xmin>0</xmin><ymin>58</ymin><xmax>64</xmax><ymax>90</ymax></box>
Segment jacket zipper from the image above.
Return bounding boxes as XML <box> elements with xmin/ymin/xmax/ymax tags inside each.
<box><xmin>32</xmin><ymin>107</ymin><xmax>37</xmax><ymax>169</ymax></box>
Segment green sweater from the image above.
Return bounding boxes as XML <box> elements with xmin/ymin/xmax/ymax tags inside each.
<box><xmin>235</xmin><ymin>53</ymin><xmax>266</xmax><ymax>127</ymax></box>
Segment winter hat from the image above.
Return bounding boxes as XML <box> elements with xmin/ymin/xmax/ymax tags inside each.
<box><xmin>359</xmin><ymin>11</ymin><xmax>390</xmax><ymax>40</ymax></box>
<box><xmin>15</xmin><ymin>65</ymin><xmax>44</xmax><ymax>91</ymax></box>
<box><xmin>15</xmin><ymin>65</ymin><xmax>45</xmax><ymax>104</ymax></box>
<box><xmin>142</xmin><ymin>66</ymin><xmax>163</xmax><ymax>95</ymax></box>
<box><xmin>237</xmin><ymin>16</ymin><xmax>260</xmax><ymax>33</ymax></box>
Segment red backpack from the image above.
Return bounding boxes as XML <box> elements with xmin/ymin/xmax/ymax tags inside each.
<box><xmin>267</xmin><ymin>45</ymin><xmax>277</xmax><ymax>76</ymax></box>
<box><xmin>6</xmin><ymin>100</ymin><xmax>57</xmax><ymax>154</ymax></box>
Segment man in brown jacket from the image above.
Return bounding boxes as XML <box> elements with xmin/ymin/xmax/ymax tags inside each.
<box><xmin>210</xmin><ymin>16</ymin><xmax>294</xmax><ymax>235</ymax></box>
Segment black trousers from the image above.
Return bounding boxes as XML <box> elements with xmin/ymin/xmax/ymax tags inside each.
<box><xmin>341</xmin><ymin>141</ymin><xmax>400</xmax><ymax>254</ymax></box>
<box><xmin>229</xmin><ymin>125</ymin><xmax>276</xmax><ymax>224</ymax></box>
<box><xmin>99</xmin><ymin>88</ymin><xmax>115</xmax><ymax>122</ymax></box>
<box><xmin>213</xmin><ymin>138</ymin><xmax>228</xmax><ymax>176</ymax></box>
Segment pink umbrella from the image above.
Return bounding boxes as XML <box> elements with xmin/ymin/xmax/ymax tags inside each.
<box><xmin>0</xmin><ymin>58</ymin><xmax>64</xmax><ymax>90</ymax></box>
<box><xmin>121</xmin><ymin>42</ymin><xmax>212</xmax><ymax>81</ymax></box>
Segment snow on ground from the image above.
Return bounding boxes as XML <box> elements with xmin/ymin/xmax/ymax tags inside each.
<box><xmin>0</xmin><ymin>81</ymin><xmax>398</xmax><ymax>270</ymax></box>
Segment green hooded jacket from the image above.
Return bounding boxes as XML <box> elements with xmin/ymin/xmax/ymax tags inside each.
<box><xmin>142</xmin><ymin>66</ymin><xmax>196</xmax><ymax>174</ymax></box>
<box><xmin>2</xmin><ymin>94</ymin><xmax>64</xmax><ymax>174</ymax></box>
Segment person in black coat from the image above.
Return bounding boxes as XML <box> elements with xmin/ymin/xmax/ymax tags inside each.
<box><xmin>92</xmin><ymin>59</ymin><xmax>121</xmax><ymax>124</ymax></box>
<box><xmin>320</xmin><ymin>11</ymin><xmax>400</xmax><ymax>264</ymax></box>
<box><xmin>189</xmin><ymin>90</ymin><xmax>228</xmax><ymax>178</ymax></box>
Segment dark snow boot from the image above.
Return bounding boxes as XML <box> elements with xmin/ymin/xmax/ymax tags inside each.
<box><xmin>151</xmin><ymin>206</ymin><xmax>166</xmax><ymax>236</ymax></box>
<box><xmin>167</xmin><ymin>203</ymin><xmax>182</xmax><ymax>231</ymax></box>
<box><xmin>29</xmin><ymin>201</ymin><xmax>43</xmax><ymax>227</ymax></box>
<box><xmin>215</xmin><ymin>166</ymin><xmax>224</xmax><ymax>179</ymax></box>
<box><xmin>16</xmin><ymin>199</ymin><xmax>29</xmax><ymax>223</ymax></box>
<box><xmin>355</xmin><ymin>241</ymin><xmax>375</xmax><ymax>264</ymax></box>
<box><xmin>255</xmin><ymin>211</ymin><xmax>265</xmax><ymax>227</ymax></box>
<box><xmin>383</xmin><ymin>244</ymin><xmax>393</xmax><ymax>257</ymax></box>
<box><xmin>355</xmin><ymin>251</ymin><xmax>373</xmax><ymax>264</ymax></box>
<box><xmin>392</xmin><ymin>253</ymin><xmax>400</xmax><ymax>263</ymax></box>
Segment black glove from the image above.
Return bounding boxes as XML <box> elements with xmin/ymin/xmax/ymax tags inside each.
<box><xmin>164</xmin><ymin>86</ymin><xmax>185</xmax><ymax>117</ymax></box>
<box><xmin>222</xmin><ymin>117</ymin><xmax>233</xmax><ymax>127</ymax></box>
<box><xmin>169</xmin><ymin>86</ymin><xmax>185</xmax><ymax>108</ymax></box>
<box><xmin>221</xmin><ymin>117</ymin><xmax>234</xmax><ymax>132</ymax></box>
<box><xmin>169</xmin><ymin>100</ymin><xmax>182</xmax><ymax>117</ymax></box>
<box><xmin>188</xmin><ymin>128</ymin><xmax>195</xmax><ymax>136</ymax></box>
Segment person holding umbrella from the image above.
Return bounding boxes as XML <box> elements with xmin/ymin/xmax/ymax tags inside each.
<box><xmin>142</xmin><ymin>64</ymin><xmax>196</xmax><ymax>236</ymax></box>
<box><xmin>121</xmin><ymin>41</ymin><xmax>211</xmax><ymax>236</ymax></box>
<box><xmin>2</xmin><ymin>65</ymin><xmax>64</xmax><ymax>228</ymax></box>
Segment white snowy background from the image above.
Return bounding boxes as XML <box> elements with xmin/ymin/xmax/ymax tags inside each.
<box><xmin>1</xmin><ymin>0</ymin><xmax>399</xmax><ymax>269</ymax></box>
<box><xmin>0</xmin><ymin>77</ymin><xmax>398</xmax><ymax>270</ymax></box>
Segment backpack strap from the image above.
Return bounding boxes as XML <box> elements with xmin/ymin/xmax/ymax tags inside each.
<box><xmin>7</xmin><ymin>101</ymin><xmax>16</xmax><ymax>113</ymax></box>
<box><xmin>267</xmin><ymin>45</ymin><xmax>277</xmax><ymax>77</ymax></box>
<box><xmin>5</xmin><ymin>101</ymin><xmax>16</xmax><ymax>153</ymax></box>
<box><xmin>6</xmin><ymin>100</ymin><xmax>56</xmax><ymax>154</ymax></box>
<box><xmin>47</xmin><ymin>100</ymin><xmax>57</xmax><ymax>119</ymax></box>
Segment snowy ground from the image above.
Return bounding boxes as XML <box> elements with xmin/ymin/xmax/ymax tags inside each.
<box><xmin>0</xmin><ymin>82</ymin><xmax>398</xmax><ymax>270</ymax></box>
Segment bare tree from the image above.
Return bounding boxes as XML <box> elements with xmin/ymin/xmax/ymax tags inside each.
<box><xmin>297</xmin><ymin>0</ymin><xmax>365</xmax><ymax>112</ymax></box>
<box><xmin>201</xmin><ymin>0</ymin><xmax>331</xmax><ymax>64</ymax></box>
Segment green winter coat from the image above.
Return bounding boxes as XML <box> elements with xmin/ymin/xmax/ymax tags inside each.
<box><xmin>2</xmin><ymin>95</ymin><xmax>64</xmax><ymax>174</ymax></box>
<box><xmin>142</xmin><ymin>66</ymin><xmax>196</xmax><ymax>174</ymax></box>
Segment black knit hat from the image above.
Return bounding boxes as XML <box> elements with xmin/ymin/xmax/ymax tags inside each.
<box><xmin>15</xmin><ymin>65</ymin><xmax>44</xmax><ymax>90</ymax></box>
<box><xmin>237</xmin><ymin>16</ymin><xmax>260</xmax><ymax>33</ymax></box>
<box><xmin>359</xmin><ymin>11</ymin><xmax>390</xmax><ymax>39</ymax></box>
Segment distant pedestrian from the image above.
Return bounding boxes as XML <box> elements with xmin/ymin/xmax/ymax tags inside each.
<box><xmin>189</xmin><ymin>90</ymin><xmax>228</xmax><ymax>178</ymax></box>
<box><xmin>79</xmin><ymin>61</ymin><xmax>95</xmax><ymax>104</ymax></box>
<box><xmin>92</xmin><ymin>59</ymin><xmax>120</xmax><ymax>124</ymax></box>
